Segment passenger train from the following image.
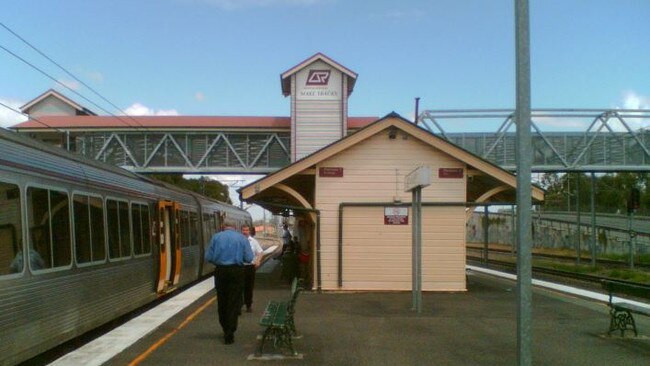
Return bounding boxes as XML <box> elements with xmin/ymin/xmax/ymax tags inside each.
<box><xmin>0</xmin><ymin>127</ymin><xmax>251</xmax><ymax>365</ymax></box>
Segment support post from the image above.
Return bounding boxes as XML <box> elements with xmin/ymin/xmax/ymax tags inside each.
<box><xmin>411</xmin><ymin>187</ymin><xmax>422</xmax><ymax>314</ymax></box>
<box><xmin>576</xmin><ymin>173</ymin><xmax>581</xmax><ymax>265</ymax></box>
<box><xmin>412</xmin><ymin>190</ymin><xmax>416</xmax><ymax>309</ymax></box>
<box><xmin>483</xmin><ymin>205</ymin><xmax>489</xmax><ymax>264</ymax></box>
<box><xmin>416</xmin><ymin>188</ymin><xmax>422</xmax><ymax>314</ymax></box>
<box><xmin>629</xmin><ymin>212</ymin><xmax>635</xmax><ymax>270</ymax></box>
<box><xmin>515</xmin><ymin>0</ymin><xmax>533</xmax><ymax>364</ymax></box>
<box><xmin>511</xmin><ymin>205</ymin><xmax>516</xmax><ymax>256</ymax></box>
<box><xmin>590</xmin><ymin>172</ymin><xmax>597</xmax><ymax>267</ymax></box>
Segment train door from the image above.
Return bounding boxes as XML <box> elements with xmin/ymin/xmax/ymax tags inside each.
<box><xmin>156</xmin><ymin>200</ymin><xmax>181</xmax><ymax>293</ymax></box>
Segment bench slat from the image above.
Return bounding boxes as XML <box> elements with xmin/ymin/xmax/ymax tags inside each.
<box><xmin>612</xmin><ymin>302</ymin><xmax>650</xmax><ymax>316</ymax></box>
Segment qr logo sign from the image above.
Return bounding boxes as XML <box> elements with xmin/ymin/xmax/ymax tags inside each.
<box><xmin>306</xmin><ymin>70</ymin><xmax>331</xmax><ymax>86</ymax></box>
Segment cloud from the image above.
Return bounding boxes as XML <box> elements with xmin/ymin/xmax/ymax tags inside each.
<box><xmin>123</xmin><ymin>102</ymin><xmax>179</xmax><ymax>116</ymax></box>
<box><xmin>622</xmin><ymin>91</ymin><xmax>650</xmax><ymax>110</ymax></box>
<box><xmin>86</xmin><ymin>71</ymin><xmax>104</xmax><ymax>83</ymax></box>
<box><xmin>0</xmin><ymin>97</ymin><xmax>27</xmax><ymax>128</ymax></box>
<box><xmin>192</xmin><ymin>0</ymin><xmax>328</xmax><ymax>10</ymax></box>
<box><xmin>195</xmin><ymin>91</ymin><xmax>205</xmax><ymax>102</ymax></box>
<box><xmin>614</xmin><ymin>91</ymin><xmax>650</xmax><ymax>131</ymax></box>
<box><xmin>57</xmin><ymin>79</ymin><xmax>80</xmax><ymax>90</ymax></box>
<box><xmin>370</xmin><ymin>9</ymin><xmax>426</xmax><ymax>22</ymax></box>
<box><xmin>532</xmin><ymin>116</ymin><xmax>588</xmax><ymax>130</ymax></box>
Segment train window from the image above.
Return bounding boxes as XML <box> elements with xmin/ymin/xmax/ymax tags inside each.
<box><xmin>73</xmin><ymin>194</ymin><xmax>106</xmax><ymax>265</ymax></box>
<box><xmin>132</xmin><ymin>203</ymin><xmax>151</xmax><ymax>256</ymax></box>
<box><xmin>26</xmin><ymin>187</ymin><xmax>72</xmax><ymax>271</ymax></box>
<box><xmin>1</xmin><ymin>181</ymin><xmax>22</xmax><ymax>276</ymax></box>
<box><xmin>90</xmin><ymin>196</ymin><xmax>106</xmax><ymax>261</ymax></box>
<box><xmin>179</xmin><ymin>210</ymin><xmax>190</xmax><ymax>248</ymax></box>
<box><xmin>190</xmin><ymin>212</ymin><xmax>199</xmax><ymax>246</ymax></box>
<box><xmin>202</xmin><ymin>213</ymin><xmax>212</xmax><ymax>243</ymax></box>
<box><xmin>107</xmin><ymin>199</ymin><xmax>132</xmax><ymax>259</ymax></box>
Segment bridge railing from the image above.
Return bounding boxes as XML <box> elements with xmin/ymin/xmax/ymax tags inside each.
<box><xmin>73</xmin><ymin>131</ymin><xmax>291</xmax><ymax>173</ymax></box>
<box><xmin>419</xmin><ymin>109</ymin><xmax>650</xmax><ymax>172</ymax></box>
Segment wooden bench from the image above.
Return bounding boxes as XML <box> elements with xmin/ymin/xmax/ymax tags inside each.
<box><xmin>256</xmin><ymin>277</ymin><xmax>302</xmax><ymax>356</ymax></box>
<box><xmin>601</xmin><ymin>280</ymin><xmax>650</xmax><ymax>337</ymax></box>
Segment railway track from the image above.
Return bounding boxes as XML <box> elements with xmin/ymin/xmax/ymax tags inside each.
<box><xmin>466</xmin><ymin>245</ymin><xmax>650</xmax><ymax>271</ymax></box>
<box><xmin>466</xmin><ymin>254</ymin><xmax>650</xmax><ymax>296</ymax></box>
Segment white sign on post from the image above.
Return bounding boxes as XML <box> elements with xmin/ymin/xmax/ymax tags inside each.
<box><xmin>404</xmin><ymin>166</ymin><xmax>432</xmax><ymax>192</ymax></box>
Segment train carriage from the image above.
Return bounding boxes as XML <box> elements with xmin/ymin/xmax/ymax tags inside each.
<box><xmin>0</xmin><ymin>127</ymin><xmax>250</xmax><ymax>365</ymax></box>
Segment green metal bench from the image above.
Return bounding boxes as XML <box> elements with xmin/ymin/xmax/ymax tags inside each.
<box><xmin>601</xmin><ymin>280</ymin><xmax>650</xmax><ymax>337</ymax></box>
<box><xmin>256</xmin><ymin>277</ymin><xmax>302</xmax><ymax>356</ymax></box>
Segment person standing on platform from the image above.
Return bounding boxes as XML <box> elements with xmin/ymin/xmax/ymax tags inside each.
<box><xmin>242</xmin><ymin>224</ymin><xmax>263</xmax><ymax>313</ymax></box>
<box><xmin>279</xmin><ymin>223</ymin><xmax>291</xmax><ymax>258</ymax></box>
<box><xmin>204</xmin><ymin>218</ymin><xmax>254</xmax><ymax>345</ymax></box>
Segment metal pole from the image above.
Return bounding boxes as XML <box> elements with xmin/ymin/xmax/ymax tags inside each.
<box><xmin>590</xmin><ymin>172</ymin><xmax>597</xmax><ymax>267</ymax></box>
<box><xmin>416</xmin><ymin>187</ymin><xmax>422</xmax><ymax>314</ymax></box>
<box><xmin>412</xmin><ymin>190</ymin><xmax>417</xmax><ymax>310</ymax></box>
<box><xmin>484</xmin><ymin>205</ymin><xmax>489</xmax><ymax>264</ymax></box>
<box><xmin>629</xmin><ymin>212</ymin><xmax>634</xmax><ymax>270</ymax></box>
<box><xmin>576</xmin><ymin>173</ymin><xmax>581</xmax><ymax>264</ymax></box>
<box><xmin>515</xmin><ymin>0</ymin><xmax>533</xmax><ymax>364</ymax></box>
<box><xmin>567</xmin><ymin>175</ymin><xmax>570</xmax><ymax>212</ymax></box>
<box><xmin>511</xmin><ymin>205</ymin><xmax>516</xmax><ymax>256</ymax></box>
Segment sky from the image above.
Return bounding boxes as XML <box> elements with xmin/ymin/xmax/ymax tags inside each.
<box><xmin>1</xmin><ymin>0</ymin><xmax>649</xmax><ymax>217</ymax></box>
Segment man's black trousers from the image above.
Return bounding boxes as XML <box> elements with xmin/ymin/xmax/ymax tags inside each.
<box><xmin>243</xmin><ymin>264</ymin><xmax>256</xmax><ymax>309</ymax></box>
<box><xmin>214</xmin><ymin>265</ymin><xmax>244</xmax><ymax>336</ymax></box>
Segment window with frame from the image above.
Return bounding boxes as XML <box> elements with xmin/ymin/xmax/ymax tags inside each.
<box><xmin>1</xmin><ymin>181</ymin><xmax>22</xmax><ymax>276</ymax></box>
<box><xmin>73</xmin><ymin>194</ymin><xmax>106</xmax><ymax>264</ymax></box>
<box><xmin>179</xmin><ymin>210</ymin><xmax>190</xmax><ymax>248</ymax></box>
<box><xmin>107</xmin><ymin>199</ymin><xmax>132</xmax><ymax>259</ymax></box>
<box><xmin>202</xmin><ymin>213</ymin><xmax>212</xmax><ymax>245</ymax></box>
<box><xmin>132</xmin><ymin>203</ymin><xmax>151</xmax><ymax>255</ymax></box>
<box><xmin>26</xmin><ymin>187</ymin><xmax>71</xmax><ymax>270</ymax></box>
<box><xmin>190</xmin><ymin>212</ymin><xmax>199</xmax><ymax>246</ymax></box>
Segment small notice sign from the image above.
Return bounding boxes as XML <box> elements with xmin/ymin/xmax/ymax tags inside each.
<box><xmin>384</xmin><ymin>207</ymin><xmax>409</xmax><ymax>225</ymax></box>
<box><xmin>319</xmin><ymin>167</ymin><xmax>344</xmax><ymax>177</ymax></box>
<box><xmin>438</xmin><ymin>168</ymin><xmax>464</xmax><ymax>179</ymax></box>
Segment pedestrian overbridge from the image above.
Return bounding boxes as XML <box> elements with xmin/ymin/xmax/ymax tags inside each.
<box><xmin>10</xmin><ymin>53</ymin><xmax>650</xmax><ymax>174</ymax></box>
<box><xmin>12</xmin><ymin>109</ymin><xmax>650</xmax><ymax>173</ymax></box>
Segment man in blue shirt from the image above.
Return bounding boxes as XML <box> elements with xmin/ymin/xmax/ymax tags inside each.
<box><xmin>205</xmin><ymin>218</ymin><xmax>254</xmax><ymax>345</ymax></box>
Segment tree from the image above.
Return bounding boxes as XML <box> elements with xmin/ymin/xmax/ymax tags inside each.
<box><xmin>148</xmin><ymin>174</ymin><xmax>232</xmax><ymax>204</ymax></box>
<box><xmin>538</xmin><ymin>172</ymin><xmax>648</xmax><ymax>215</ymax></box>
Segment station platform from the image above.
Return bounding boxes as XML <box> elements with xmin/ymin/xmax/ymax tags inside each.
<box><xmin>53</xmin><ymin>260</ymin><xmax>649</xmax><ymax>366</ymax></box>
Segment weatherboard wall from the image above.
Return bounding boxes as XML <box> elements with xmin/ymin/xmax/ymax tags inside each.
<box><xmin>314</xmin><ymin>129</ymin><xmax>467</xmax><ymax>291</ymax></box>
<box><xmin>292</xmin><ymin>60</ymin><xmax>345</xmax><ymax>162</ymax></box>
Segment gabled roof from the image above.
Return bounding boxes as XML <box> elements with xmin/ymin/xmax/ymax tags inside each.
<box><xmin>239</xmin><ymin>112</ymin><xmax>545</xmax><ymax>202</ymax></box>
<box><xmin>20</xmin><ymin>89</ymin><xmax>96</xmax><ymax>115</ymax></box>
<box><xmin>281</xmin><ymin>53</ymin><xmax>358</xmax><ymax>96</ymax></box>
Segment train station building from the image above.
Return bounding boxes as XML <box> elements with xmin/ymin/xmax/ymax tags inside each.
<box><xmin>13</xmin><ymin>53</ymin><xmax>544</xmax><ymax>292</ymax></box>
<box><xmin>238</xmin><ymin>54</ymin><xmax>544</xmax><ymax>292</ymax></box>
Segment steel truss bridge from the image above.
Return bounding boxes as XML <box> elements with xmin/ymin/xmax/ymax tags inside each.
<box><xmin>70</xmin><ymin>109</ymin><xmax>650</xmax><ymax>173</ymax></box>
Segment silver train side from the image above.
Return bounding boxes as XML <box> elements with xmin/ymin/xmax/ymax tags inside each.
<box><xmin>0</xmin><ymin>128</ymin><xmax>251</xmax><ymax>365</ymax></box>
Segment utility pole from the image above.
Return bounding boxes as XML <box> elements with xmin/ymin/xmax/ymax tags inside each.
<box><xmin>515</xmin><ymin>0</ymin><xmax>533</xmax><ymax>364</ymax></box>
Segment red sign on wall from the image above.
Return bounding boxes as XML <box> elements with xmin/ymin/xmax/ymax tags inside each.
<box><xmin>319</xmin><ymin>167</ymin><xmax>344</xmax><ymax>177</ymax></box>
<box><xmin>306</xmin><ymin>70</ymin><xmax>331</xmax><ymax>86</ymax></box>
<box><xmin>438</xmin><ymin>168</ymin><xmax>464</xmax><ymax>179</ymax></box>
<box><xmin>384</xmin><ymin>207</ymin><xmax>409</xmax><ymax>225</ymax></box>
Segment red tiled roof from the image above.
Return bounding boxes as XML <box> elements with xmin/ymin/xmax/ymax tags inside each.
<box><xmin>12</xmin><ymin>115</ymin><xmax>378</xmax><ymax>130</ymax></box>
<box><xmin>348</xmin><ymin>117</ymin><xmax>378</xmax><ymax>129</ymax></box>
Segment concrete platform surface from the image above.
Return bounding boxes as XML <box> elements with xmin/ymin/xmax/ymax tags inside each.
<box><xmin>104</xmin><ymin>261</ymin><xmax>650</xmax><ymax>366</ymax></box>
